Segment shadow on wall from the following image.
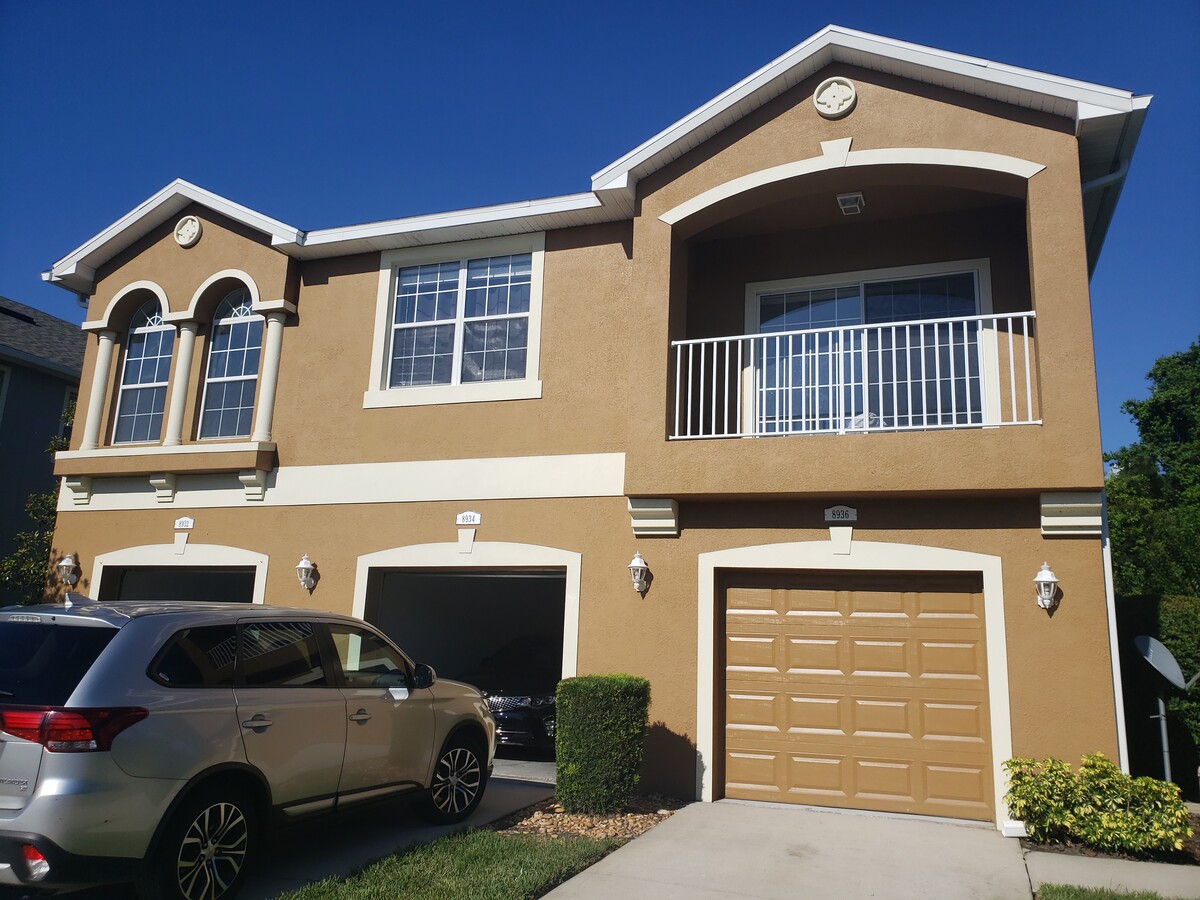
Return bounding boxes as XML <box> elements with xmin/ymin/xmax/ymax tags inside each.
<box><xmin>641</xmin><ymin>721</ymin><xmax>703</xmax><ymax>801</ymax></box>
<box><xmin>1116</xmin><ymin>596</ymin><xmax>1199</xmax><ymax>801</ymax></box>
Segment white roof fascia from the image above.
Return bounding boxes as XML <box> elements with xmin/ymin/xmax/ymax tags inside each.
<box><xmin>44</xmin><ymin>179</ymin><xmax>302</xmax><ymax>294</ymax></box>
<box><xmin>292</xmin><ymin>192</ymin><xmax>607</xmax><ymax>251</ymax></box>
<box><xmin>592</xmin><ymin>24</ymin><xmax>1144</xmax><ymax>192</ymax></box>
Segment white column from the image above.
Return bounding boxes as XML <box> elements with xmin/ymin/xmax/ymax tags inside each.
<box><xmin>80</xmin><ymin>330</ymin><xmax>117</xmax><ymax>450</ymax></box>
<box><xmin>251</xmin><ymin>311</ymin><xmax>286</xmax><ymax>443</ymax></box>
<box><xmin>162</xmin><ymin>321</ymin><xmax>199</xmax><ymax>446</ymax></box>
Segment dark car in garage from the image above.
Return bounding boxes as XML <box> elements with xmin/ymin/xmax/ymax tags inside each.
<box><xmin>465</xmin><ymin>636</ymin><xmax>560</xmax><ymax>750</ymax></box>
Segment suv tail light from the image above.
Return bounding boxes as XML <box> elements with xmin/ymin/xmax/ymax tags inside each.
<box><xmin>0</xmin><ymin>707</ymin><xmax>148</xmax><ymax>751</ymax></box>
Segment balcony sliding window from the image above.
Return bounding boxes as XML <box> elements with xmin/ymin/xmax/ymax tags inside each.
<box><xmin>113</xmin><ymin>299</ymin><xmax>175</xmax><ymax>444</ymax></box>
<box><xmin>755</xmin><ymin>270</ymin><xmax>981</xmax><ymax>434</ymax></box>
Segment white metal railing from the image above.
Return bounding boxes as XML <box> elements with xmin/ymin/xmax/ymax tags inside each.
<box><xmin>670</xmin><ymin>312</ymin><xmax>1039</xmax><ymax>439</ymax></box>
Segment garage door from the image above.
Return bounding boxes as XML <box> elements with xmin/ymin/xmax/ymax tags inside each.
<box><xmin>723</xmin><ymin>569</ymin><xmax>992</xmax><ymax>821</ymax></box>
<box><xmin>98</xmin><ymin>566</ymin><xmax>256</xmax><ymax>602</ymax></box>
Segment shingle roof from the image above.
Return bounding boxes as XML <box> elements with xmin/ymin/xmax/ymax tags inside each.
<box><xmin>0</xmin><ymin>295</ymin><xmax>86</xmax><ymax>378</ymax></box>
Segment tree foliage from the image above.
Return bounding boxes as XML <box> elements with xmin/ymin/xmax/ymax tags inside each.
<box><xmin>1105</xmin><ymin>341</ymin><xmax>1200</xmax><ymax>597</ymax></box>
<box><xmin>0</xmin><ymin>411</ymin><xmax>71</xmax><ymax>605</ymax></box>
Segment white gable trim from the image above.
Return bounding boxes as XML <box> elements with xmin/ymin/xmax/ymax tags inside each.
<box><xmin>594</xmin><ymin>24</ymin><xmax>1147</xmax><ymax>194</ymax></box>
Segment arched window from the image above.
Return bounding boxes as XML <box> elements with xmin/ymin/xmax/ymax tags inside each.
<box><xmin>114</xmin><ymin>299</ymin><xmax>175</xmax><ymax>444</ymax></box>
<box><xmin>199</xmin><ymin>287</ymin><xmax>264</xmax><ymax>439</ymax></box>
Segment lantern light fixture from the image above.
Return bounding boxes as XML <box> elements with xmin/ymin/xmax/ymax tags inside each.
<box><xmin>1034</xmin><ymin>562</ymin><xmax>1059</xmax><ymax>611</ymax></box>
<box><xmin>628</xmin><ymin>552</ymin><xmax>650</xmax><ymax>594</ymax></box>
<box><xmin>57</xmin><ymin>555</ymin><xmax>79</xmax><ymax>586</ymax></box>
<box><xmin>296</xmin><ymin>554</ymin><xmax>316</xmax><ymax>591</ymax></box>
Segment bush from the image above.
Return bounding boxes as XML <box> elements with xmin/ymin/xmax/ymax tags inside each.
<box><xmin>555</xmin><ymin>674</ymin><xmax>650</xmax><ymax>813</ymax></box>
<box><xmin>1160</xmin><ymin>595</ymin><xmax>1200</xmax><ymax>752</ymax></box>
<box><xmin>1004</xmin><ymin>753</ymin><xmax>1192</xmax><ymax>854</ymax></box>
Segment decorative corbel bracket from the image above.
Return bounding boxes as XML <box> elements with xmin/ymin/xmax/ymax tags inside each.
<box><xmin>64</xmin><ymin>475</ymin><xmax>93</xmax><ymax>507</ymax></box>
<box><xmin>149</xmin><ymin>472</ymin><xmax>177</xmax><ymax>504</ymax></box>
<box><xmin>628</xmin><ymin>498</ymin><xmax>679</xmax><ymax>537</ymax></box>
<box><xmin>238</xmin><ymin>469</ymin><xmax>268</xmax><ymax>502</ymax></box>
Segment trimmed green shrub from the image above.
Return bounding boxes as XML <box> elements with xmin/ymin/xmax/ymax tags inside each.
<box><xmin>556</xmin><ymin>674</ymin><xmax>650</xmax><ymax>813</ymax></box>
<box><xmin>1160</xmin><ymin>595</ymin><xmax>1200</xmax><ymax>752</ymax></box>
<box><xmin>1005</xmin><ymin>753</ymin><xmax>1193</xmax><ymax>854</ymax></box>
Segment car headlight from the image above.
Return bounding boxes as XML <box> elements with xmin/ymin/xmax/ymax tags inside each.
<box><xmin>528</xmin><ymin>695</ymin><xmax>555</xmax><ymax>708</ymax></box>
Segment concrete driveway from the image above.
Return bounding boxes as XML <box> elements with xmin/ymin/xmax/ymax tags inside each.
<box><xmin>547</xmin><ymin>800</ymin><xmax>1031</xmax><ymax>899</ymax></box>
<box><xmin>547</xmin><ymin>800</ymin><xmax>1200</xmax><ymax>900</ymax></box>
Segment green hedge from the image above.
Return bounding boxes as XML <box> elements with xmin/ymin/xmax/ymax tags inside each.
<box><xmin>1160</xmin><ymin>595</ymin><xmax>1200</xmax><ymax>751</ymax></box>
<box><xmin>1004</xmin><ymin>753</ymin><xmax>1192</xmax><ymax>854</ymax></box>
<box><xmin>555</xmin><ymin>674</ymin><xmax>650</xmax><ymax>813</ymax></box>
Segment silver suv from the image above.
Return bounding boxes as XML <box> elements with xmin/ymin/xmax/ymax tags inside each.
<box><xmin>0</xmin><ymin>598</ymin><xmax>495</xmax><ymax>899</ymax></box>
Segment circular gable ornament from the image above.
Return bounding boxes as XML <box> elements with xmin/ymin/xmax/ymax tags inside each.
<box><xmin>174</xmin><ymin>215</ymin><xmax>202</xmax><ymax>247</ymax></box>
<box><xmin>813</xmin><ymin>77</ymin><xmax>857</xmax><ymax>119</ymax></box>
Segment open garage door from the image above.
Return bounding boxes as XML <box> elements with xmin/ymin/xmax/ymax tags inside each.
<box><xmin>97</xmin><ymin>566</ymin><xmax>256</xmax><ymax>602</ymax></box>
<box><xmin>365</xmin><ymin>570</ymin><xmax>566</xmax><ymax>751</ymax></box>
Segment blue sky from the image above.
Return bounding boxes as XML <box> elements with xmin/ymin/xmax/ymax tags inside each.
<box><xmin>1</xmin><ymin>0</ymin><xmax>1196</xmax><ymax>452</ymax></box>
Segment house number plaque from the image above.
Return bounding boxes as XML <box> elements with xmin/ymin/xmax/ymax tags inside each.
<box><xmin>174</xmin><ymin>516</ymin><xmax>195</xmax><ymax>530</ymax></box>
<box><xmin>456</xmin><ymin>511</ymin><xmax>482</xmax><ymax>526</ymax></box>
<box><xmin>824</xmin><ymin>506</ymin><xmax>857</xmax><ymax>523</ymax></box>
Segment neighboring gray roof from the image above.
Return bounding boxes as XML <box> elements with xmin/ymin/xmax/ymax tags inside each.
<box><xmin>0</xmin><ymin>295</ymin><xmax>86</xmax><ymax>380</ymax></box>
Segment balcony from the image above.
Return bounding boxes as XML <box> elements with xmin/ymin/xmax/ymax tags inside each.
<box><xmin>670</xmin><ymin>312</ymin><xmax>1038</xmax><ymax>440</ymax></box>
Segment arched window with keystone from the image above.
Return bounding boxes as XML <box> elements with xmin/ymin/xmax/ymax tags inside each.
<box><xmin>199</xmin><ymin>286</ymin><xmax>264</xmax><ymax>439</ymax></box>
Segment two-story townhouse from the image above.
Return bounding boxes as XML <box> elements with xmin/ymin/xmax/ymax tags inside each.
<box><xmin>42</xmin><ymin>26</ymin><xmax>1150</xmax><ymax>833</ymax></box>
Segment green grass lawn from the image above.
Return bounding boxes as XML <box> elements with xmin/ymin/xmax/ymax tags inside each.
<box><xmin>1038</xmin><ymin>885</ymin><xmax>1175</xmax><ymax>900</ymax></box>
<box><xmin>275</xmin><ymin>828</ymin><xmax>621</xmax><ymax>900</ymax></box>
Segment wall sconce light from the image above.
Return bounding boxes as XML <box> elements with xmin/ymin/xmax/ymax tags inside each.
<box><xmin>628</xmin><ymin>552</ymin><xmax>650</xmax><ymax>594</ymax></box>
<box><xmin>296</xmin><ymin>554</ymin><xmax>316</xmax><ymax>591</ymax></box>
<box><xmin>57</xmin><ymin>555</ymin><xmax>79</xmax><ymax>586</ymax></box>
<box><xmin>837</xmin><ymin>192</ymin><xmax>865</xmax><ymax>215</ymax></box>
<box><xmin>1034</xmin><ymin>562</ymin><xmax>1059</xmax><ymax>611</ymax></box>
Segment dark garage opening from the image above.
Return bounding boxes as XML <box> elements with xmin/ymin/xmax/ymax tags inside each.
<box><xmin>364</xmin><ymin>569</ymin><xmax>566</xmax><ymax>756</ymax></box>
<box><xmin>98</xmin><ymin>566</ymin><xmax>256</xmax><ymax>602</ymax></box>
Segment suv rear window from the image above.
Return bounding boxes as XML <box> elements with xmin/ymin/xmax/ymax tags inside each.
<box><xmin>0</xmin><ymin>623</ymin><xmax>118</xmax><ymax>705</ymax></box>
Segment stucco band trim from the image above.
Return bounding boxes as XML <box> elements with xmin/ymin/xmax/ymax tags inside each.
<box><xmin>696</xmin><ymin>539</ymin><xmax>1015</xmax><ymax>831</ymax></box>
<box><xmin>92</xmin><ymin>542</ymin><xmax>270</xmax><ymax>605</ymax></box>
<box><xmin>57</xmin><ymin>452</ymin><xmax>627</xmax><ymax>511</ymax></box>
<box><xmin>352</xmin><ymin>542</ymin><xmax>581</xmax><ymax>680</ymax></box>
<box><xmin>660</xmin><ymin>143</ymin><xmax>1045</xmax><ymax>227</ymax></box>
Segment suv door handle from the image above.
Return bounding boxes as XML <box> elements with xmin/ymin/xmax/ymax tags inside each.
<box><xmin>348</xmin><ymin>710</ymin><xmax>372</xmax><ymax>723</ymax></box>
<box><xmin>240</xmin><ymin>715</ymin><xmax>273</xmax><ymax>730</ymax></box>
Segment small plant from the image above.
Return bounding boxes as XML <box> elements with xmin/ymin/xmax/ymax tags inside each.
<box><xmin>556</xmin><ymin>674</ymin><xmax>651</xmax><ymax>813</ymax></box>
<box><xmin>1005</xmin><ymin>753</ymin><xmax>1192</xmax><ymax>854</ymax></box>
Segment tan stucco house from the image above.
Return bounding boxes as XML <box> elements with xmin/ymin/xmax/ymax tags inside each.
<box><xmin>42</xmin><ymin>26</ymin><xmax>1151</xmax><ymax>832</ymax></box>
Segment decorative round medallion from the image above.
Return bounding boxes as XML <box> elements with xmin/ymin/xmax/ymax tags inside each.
<box><xmin>813</xmin><ymin>77</ymin><xmax>857</xmax><ymax>119</ymax></box>
<box><xmin>174</xmin><ymin>215</ymin><xmax>203</xmax><ymax>247</ymax></box>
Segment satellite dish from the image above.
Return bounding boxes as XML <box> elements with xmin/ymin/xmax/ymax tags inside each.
<box><xmin>1135</xmin><ymin>635</ymin><xmax>1187</xmax><ymax>690</ymax></box>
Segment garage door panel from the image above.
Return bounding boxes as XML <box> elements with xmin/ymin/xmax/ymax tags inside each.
<box><xmin>726</xmin><ymin>629</ymin><xmax>986</xmax><ymax>685</ymax></box>
<box><xmin>723</xmin><ymin>571</ymin><xmax>992</xmax><ymax>821</ymax></box>
<box><xmin>725</xmin><ymin>747</ymin><xmax>992</xmax><ymax>818</ymax></box>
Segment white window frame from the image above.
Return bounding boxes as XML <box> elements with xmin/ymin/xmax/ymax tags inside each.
<box><xmin>742</xmin><ymin>258</ymin><xmax>1000</xmax><ymax>429</ymax></box>
<box><xmin>198</xmin><ymin>287</ymin><xmax>265</xmax><ymax>440</ymax></box>
<box><xmin>113</xmin><ymin>301</ymin><xmax>175</xmax><ymax>445</ymax></box>
<box><xmin>365</xmin><ymin>234</ymin><xmax>545</xmax><ymax>408</ymax></box>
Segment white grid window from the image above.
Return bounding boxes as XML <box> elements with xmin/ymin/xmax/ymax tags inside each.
<box><xmin>389</xmin><ymin>254</ymin><xmax>531</xmax><ymax>388</ymax></box>
<box><xmin>199</xmin><ymin>287</ymin><xmax>264</xmax><ymax>439</ymax></box>
<box><xmin>114</xmin><ymin>299</ymin><xmax>174</xmax><ymax>444</ymax></box>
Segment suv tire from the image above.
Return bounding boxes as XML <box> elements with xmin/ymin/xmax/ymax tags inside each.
<box><xmin>420</xmin><ymin>733</ymin><xmax>488</xmax><ymax>824</ymax></box>
<box><xmin>139</xmin><ymin>786</ymin><xmax>259</xmax><ymax>900</ymax></box>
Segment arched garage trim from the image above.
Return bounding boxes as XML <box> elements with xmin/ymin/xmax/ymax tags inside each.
<box><xmin>660</xmin><ymin>140</ymin><xmax>1045</xmax><ymax>227</ymax></box>
<box><xmin>92</xmin><ymin>542</ymin><xmax>269</xmax><ymax>604</ymax></box>
<box><xmin>353</xmin><ymin>542</ymin><xmax>581</xmax><ymax>679</ymax></box>
<box><xmin>696</xmin><ymin>539</ymin><xmax>1016</xmax><ymax>832</ymax></box>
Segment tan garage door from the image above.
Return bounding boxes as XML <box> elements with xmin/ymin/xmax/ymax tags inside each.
<box><xmin>723</xmin><ymin>569</ymin><xmax>993</xmax><ymax>821</ymax></box>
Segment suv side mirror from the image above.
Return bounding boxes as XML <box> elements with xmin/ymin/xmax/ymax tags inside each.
<box><xmin>412</xmin><ymin>663</ymin><xmax>437</xmax><ymax>690</ymax></box>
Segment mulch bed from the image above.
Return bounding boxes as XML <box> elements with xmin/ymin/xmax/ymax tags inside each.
<box><xmin>1020</xmin><ymin>813</ymin><xmax>1200</xmax><ymax>867</ymax></box>
<box><xmin>491</xmin><ymin>794</ymin><xmax>690</xmax><ymax>841</ymax></box>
